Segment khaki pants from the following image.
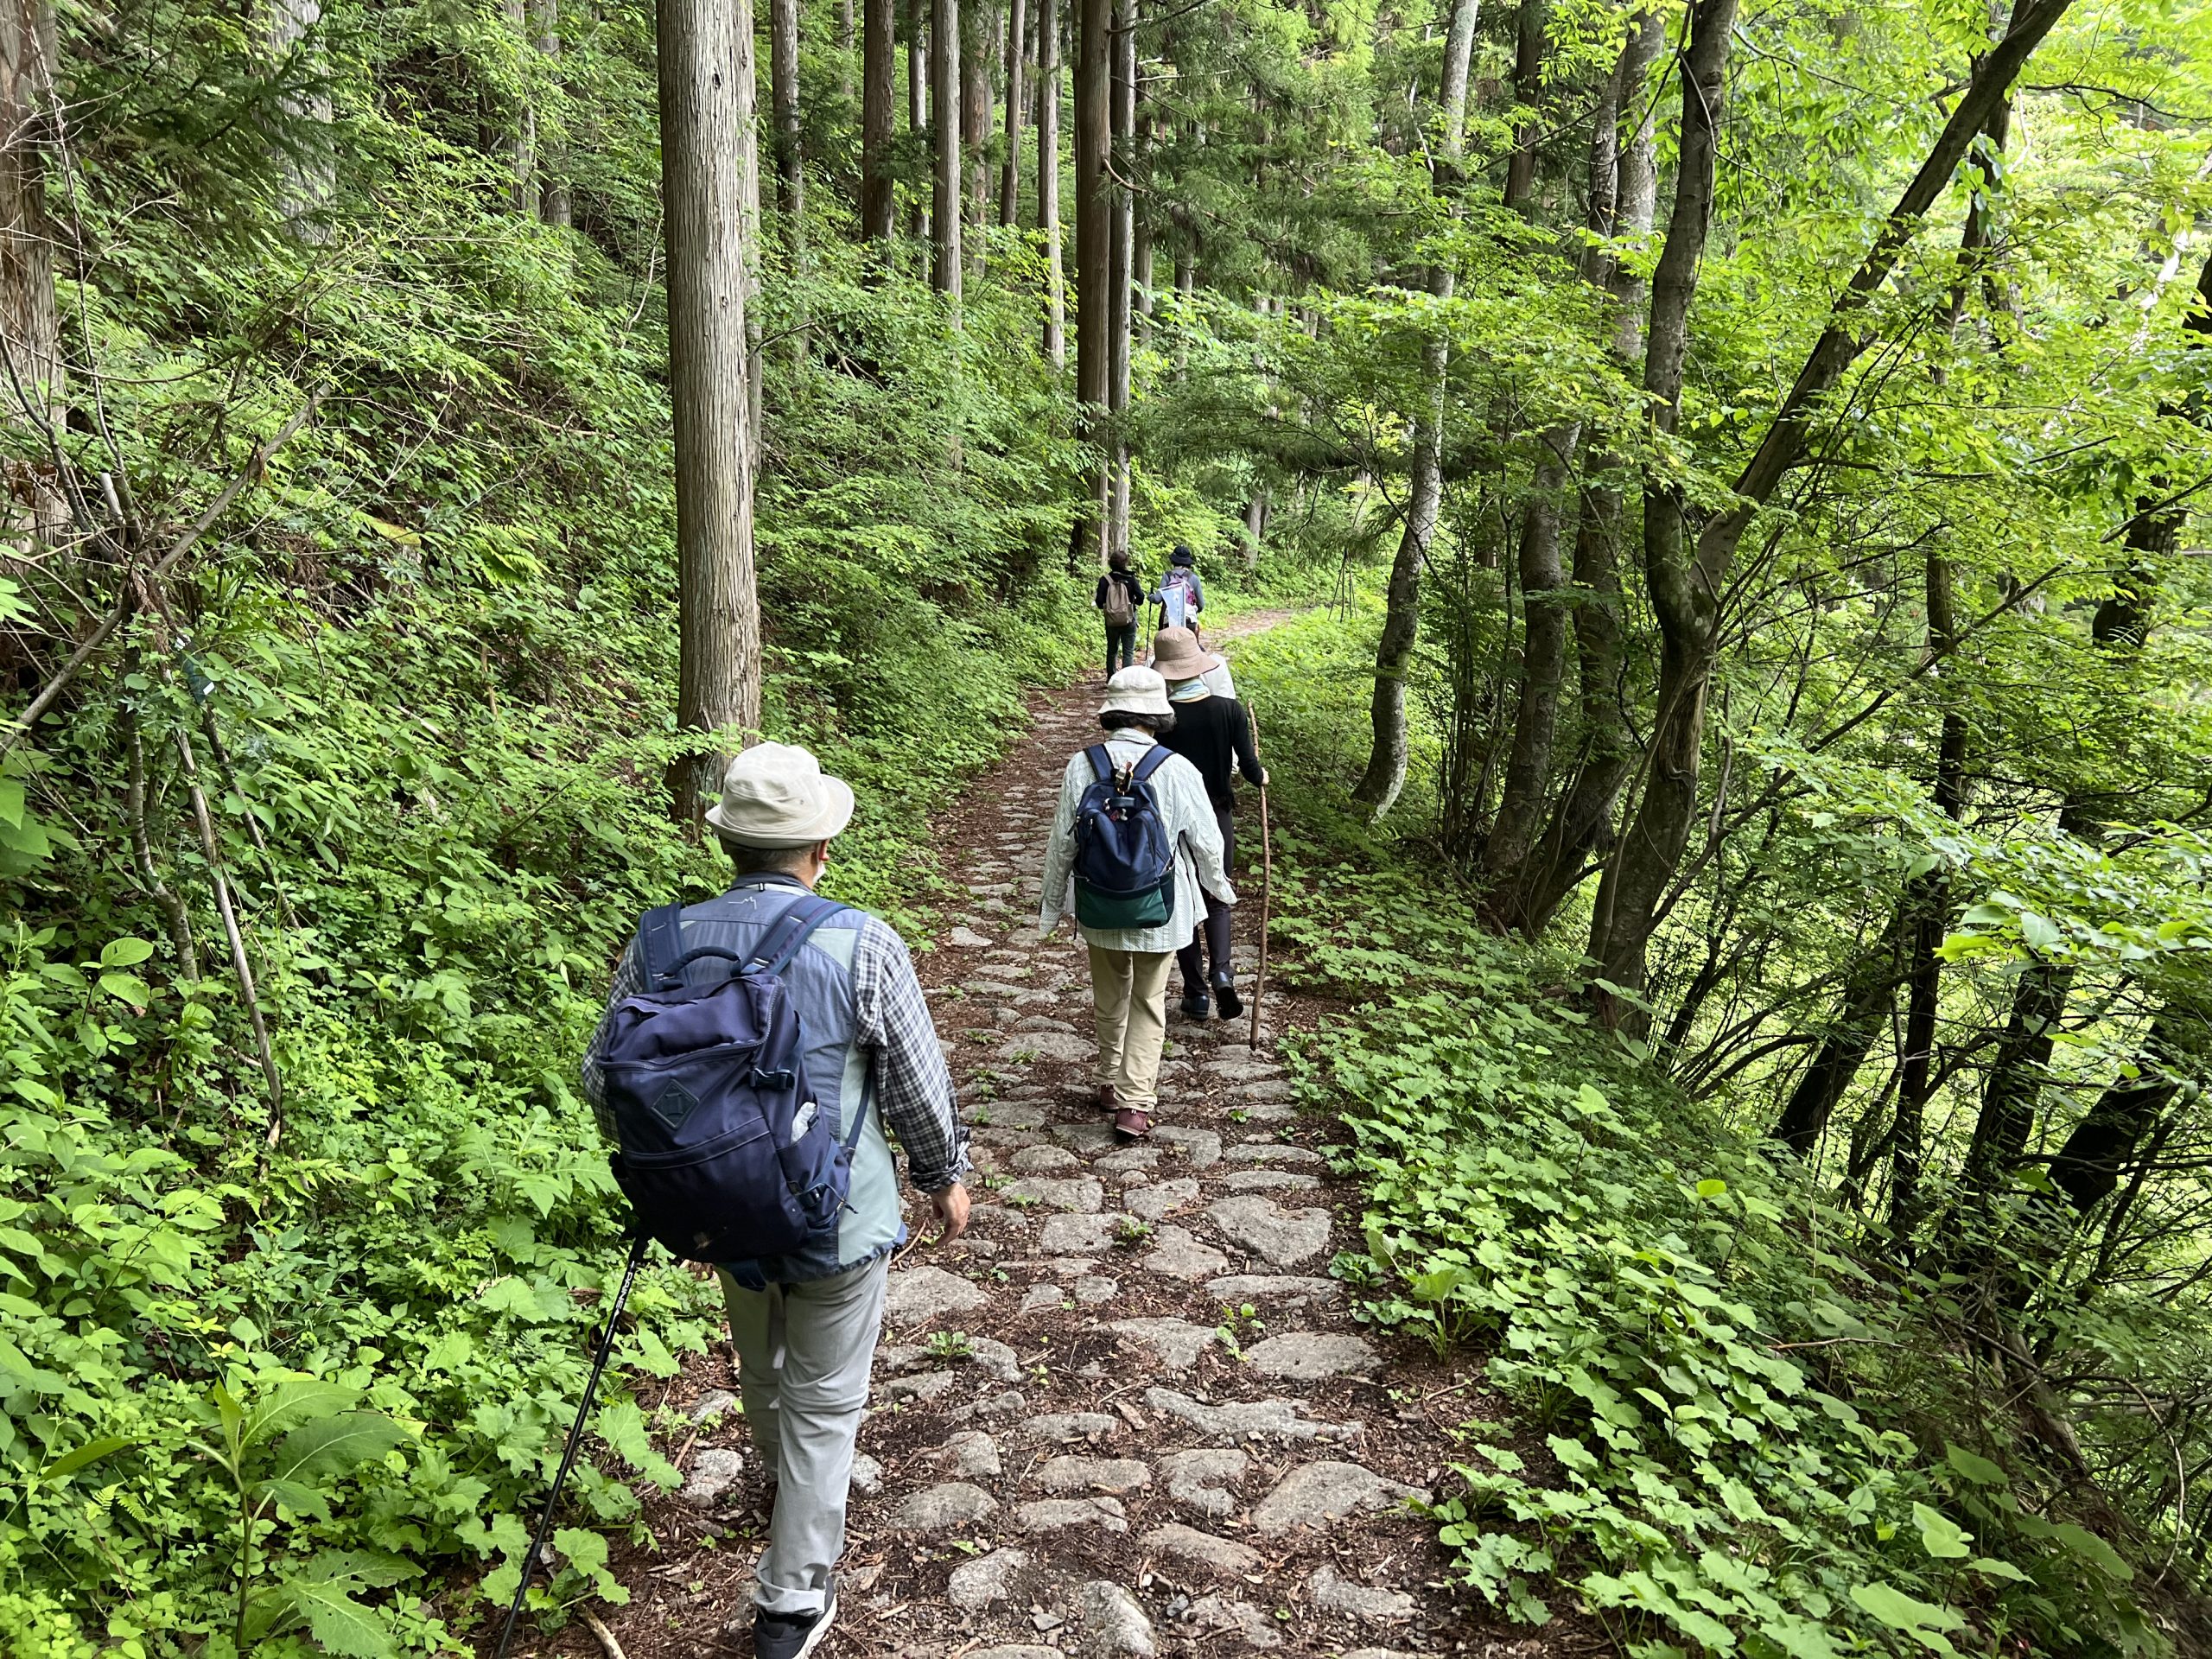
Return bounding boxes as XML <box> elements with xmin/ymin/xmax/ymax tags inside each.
<box><xmin>718</xmin><ymin>1255</ymin><xmax>892</xmax><ymax>1616</ymax></box>
<box><xmin>1088</xmin><ymin>944</ymin><xmax>1174</xmax><ymax>1110</ymax></box>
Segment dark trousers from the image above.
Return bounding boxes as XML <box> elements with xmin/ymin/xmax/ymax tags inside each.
<box><xmin>1104</xmin><ymin>623</ymin><xmax>1136</xmax><ymax>673</ymax></box>
<box><xmin>1178</xmin><ymin>803</ymin><xmax>1236</xmax><ymax>992</ymax></box>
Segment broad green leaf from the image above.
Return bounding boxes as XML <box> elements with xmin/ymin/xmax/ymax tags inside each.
<box><xmin>270</xmin><ymin>1411</ymin><xmax>410</xmax><ymax>1484</ymax></box>
<box><xmin>1849</xmin><ymin>1581</ymin><xmax>1965</xmax><ymax>1651</ymax></box>
<box><xmin>41</xmin><ymin>1433</ymin><xmax>135</xmax><ymax>1480</ymax></box>
<box><xmin>1912</xmin><ymin>1501</ymin><xmax>1971</xmax><ymax>1560</ymax></box>
<box><xmin>1942</xmin><ymin>1444</ymin><xmax>2007</xmax><ymax>1486</ymax></box>
<box><xmin>99</xmin><ymin>937</ymin><xmax>156</xmax><ymax>968</ymax></box>
<box><xmin>2048</xmin><ymin>1522</ymin><xmax>2132</xmax><ymax>1582</ymax></box>
<box><xmin>280</xmin><ymin>1572</ymin><xmax>397</xmax><ymax>1658</ymax></box>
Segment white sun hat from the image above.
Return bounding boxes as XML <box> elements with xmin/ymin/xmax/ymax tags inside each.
<box><xmin>704</xmin><ymin>741</ymin><xmax>857</xmax><ymax>847</ymax></box>
<box><xmin>1099</xmin><ymin>664</ymin><xmax>1173</xmax><ymax>718</ymax></box>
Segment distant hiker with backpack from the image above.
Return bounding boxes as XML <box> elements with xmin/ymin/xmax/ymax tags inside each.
<box><xmin>1150</xmin><ymin>628</ymin><xmax>1266</xmax><ymax>1022</ymax></box>
<box><xmin>581</xmin><ymin>742</ymin><xmax>968</xmax><ymax>1659</ymax></box>
<box><xmin>1154</xmin><ymin>544</ymin><xmax>1205</xmax><ymax>641</ymax></box>
<box><xmin>1038</xmin><ymin>666</ymin><xmax>1235</xmax><ymax>1142</ymax></box>
<box><xmin>1095</xmin><ymin>550</ymin><xmax>1145</xmax><ymax>676</ymax></box>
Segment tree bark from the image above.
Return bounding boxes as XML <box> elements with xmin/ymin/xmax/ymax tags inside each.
<box><xmin>1037</xmin><ymin>0</ymin><xmax>1065</xmax><ymax>365</ymax></box>
<box><xmin>1351</xmin><ymin>0</ymin><xmax>1478</xmax><ymax>815</ymax></box>
<box><xmin>658</xmin><ymin>0</ymin><xmax>762</xmax><ymax>823</ymax></box>
<box><xmin>962</xmin><ymin>0</ymin><xmax>992</xmax><ymax>269</ymax></box>
<box><xmin>1771</xmin><ymin>914</ymin><xmax>1904</xmax><ymax>1154</ymax></box>
<box><xmin>1072</xmin><ymin>0</ymin><xmax>1109</xmax><ymax>557</ymax></box>
<box><xmin>1105</xmin><ymin>0</ymin><xmax>1135</xmax><ymax>562</ymax></box>
<box><xmin>1</xmin><ymin>0</ymin><xmax>64</xmax><ymax>547</ymax></box>
<box><xmin>2048</xmin><ymin>1009</ymin><xmax>2196</xmax><ymax>1218</ymax></box>
<box><xmin>1491</xmin><ymin>6</ymin><xmax>1663</xmax><ymax>934</ymax></box>
<box><xmin>1000</xmin><ymin>0</ymin><xmax>1027</xmax><ymax>226</ymax></box>
<box><xmin>531</xmin><ymin>0</ymin><xmax>571</xmax><ymax>226</ymax></box>
<box><xmin>1501</xmin><ymin>0</ymin><xmax>1543</xmax><ymax>212</ymax></box>
<box><xmin>906</xmin><ymin>0</ymin><xmax>928</xmax><ymax>242</ymax></box>
<box><xmin>861</xmin><ymin>0</ymin><xmax>897</xmax><ymax>246</ymax></box>
<box><xmin>770</xmin><ymin>0</ymin><xmax>804</xmax><ymax>230</ymax></box>
<box><xmin>505</xmin><ymin>0</ymin><xmax>537</xmax><ymax>211</ymax></box>
<box><xmin>266</xmin><ymin>0</ymin><xmax>336</xmax><ymax>238</ymax></box>
<box><xmin>841</xmin><ymin>0</ymin><xmax>855</xmax><ymax>99</ymax></box>
<box><xmin>1484</xmin><ymin>419</ymin><xmax>1578</xmax><ymax>874</ymax></box>
<box><xmin>931</xmin><ymin>0</ymin><xmax>963</xmax><ymax>294</ymax></box>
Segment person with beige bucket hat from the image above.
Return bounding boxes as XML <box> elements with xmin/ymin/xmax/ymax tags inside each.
<box><xmin>1039</xmin><ymin>667</ymin><xmax>1236</xmax><ymax>1141</ymax></box>
<box><xmin>583</xmin><ymin>741</ymin><xmax>969</xmax><ymax>1659</ymax></box>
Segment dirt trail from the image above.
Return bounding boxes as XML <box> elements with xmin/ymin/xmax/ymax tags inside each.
<box><xmin>548</xmin><ymin>615</ymin><xmax>1531</xmax><ymax>1659</ymax></box>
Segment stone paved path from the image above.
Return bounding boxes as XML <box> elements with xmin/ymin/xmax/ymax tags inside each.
<box><xmin>540</xmin><ymin>623</ymin><xmax>1532</xmax><ymax>1659</ymax></box>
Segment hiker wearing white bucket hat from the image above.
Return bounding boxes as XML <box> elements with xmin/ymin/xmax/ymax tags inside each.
<box><xmin>1039</xmin><ymin>666</ymin><xmax>1236</xmax><ymax>1141</ymax></box>
<box><xmin>583</xmin><ymin>738</ymin><xmax>967</xmax><ymax>1659</ymax></box>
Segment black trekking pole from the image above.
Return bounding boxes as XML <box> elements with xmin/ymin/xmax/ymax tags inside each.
<box><xmin>492</xmin><ymin>1229</ymin><xmax>652</xmax><ymax>1659</ymax></box>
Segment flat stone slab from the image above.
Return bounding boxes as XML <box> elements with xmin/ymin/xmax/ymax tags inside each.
<box><xmin>689</xmin><ymin>1389</ymin><xmax>736</xmax><ymax>1422</ymax></box>
<box><xmin>949</xmin><ymin>1547</ymin><xmax>1030</xmax><ymax>1610</ymax></box>
<box><xmin>1244</xmin><ymin>1332</ymin><xmax>1379</xmax><ymax>1380</ymax></box>
<box><xmin>679</xmin><ymin>1447</ymin><xmax>743</xmax><ymax>1509</ymax></box>
<box><xmin>1206</xmin><ymin>1195</ymin><xmax>1332</xmax><ymax>1267</ymax></box>
<box><xmin>890</xmin><ymin>1481</ymin><xmax>998</xmax><ymax>1530</ymax></box>
<box><xmin>1141</xmin><ymin>1522</ymin><xmax>1262</xmax><ymax>1575</ymax></box>
<box><xmin>1016</xmin><ymin>1495</ymin><xmax>1128</xmax><ymax>1534</ymax></box>
<box><xmin>1008</xmin><ymin>1143</ymin><xmax>1082</xmax><ymax>1172</ymax></box>
<box><xmin>1146</xmin><ymin>1387</ymin><xmax>1359</xmax><ymax>1445</ymax></box>
<box><xmin>1160</xmin><ymin>1447</ymin><xmax>1247</xmax><ymax>1517</ymax></box>
<box><xmin>1225</xmin><ymin>1142</ymin><xmax>1322</xmax><ymax>1165</ymax></box>
<box><xmin>1080</xmin><ymin>1580</ymin><xmax>1159</xmax><ymax>1656</ymax></box>
<box><xmin>1052</xmin><ymin>1122</ymin><xmax>1121</xmax><ymax>1153</ymax></box>
<box><xmin>1109</xmin><ymin>1318</ymin><xmax>1219</xmax><ymax>1370</ymax></box>
<box><xmin>1151</xmin><ymin>1125</ymin><xmax>1222</xmax><ymax>1168</ymax></box>
<box><xmin>1020</xmin><ymin>1283</ymin><xmax>1064</xmax><ymax>1313</ymax></box>
<box><xmin>1206</xmin><ymin>1274</ymin><xmax>1343</xmax><ymax>1309</ymax></box>
<box><xmin>999</xmin><ymin>1030</ymin><xmax>1094</xmax><ymax>1065</ymax></box>
<box><xmin>850</xmin><ymin>1452</ymin><xmax>884</xmax><ymax>1495</ymax></box>
<box><xmin>1017</xmin><ymin>1412</ymin><xmax>1122</xmax><ymax>1446</ymax></box>
<box><xmin>885</xmin><ymin>1264</ymin><xmax>988</xmax><ymax>1324</ymax></box>
<box><xmin>1075</xmin><ymin>1276</ymin><xmax>1118</xmax><ymax>1304</ymax></box>
<box><xmin>880</xmin><ymin>1334</ymin><xmax>1020</xmax><ymax>1380</ymax></box>
<box><xmin>1206</xmin><ymin>1050</ymin><xmax>1283</xmax><ymax>1082</ymax></box>
<box><xmin>1251</xmin><ymin>1460</ymin><xmax>1422</xmax><ymax>1537</ymax></box>
<box><xmin>1124</xmin><ymin>1177</ymin><xmax>1200</xmax><ymax>1220</ymax></box>
<box><xmin>1039</xmin><ymin>1211</ymin><xmax>1122</xmax><ymax>1254</ymax></box>
<box><xmin>946</xmin><ymin>1429</ymin><xmax>1003</xmax><ymax>1478</ymax></box>
<box><xmin>1233</xmin><ymin>1080</ymin><xmax>1298</xmax><ymax>1103</ymax></box>
<box><xmin>1218</xmin><ymin>1169</ymin><xmax>1321</xmax><ymax>1192</ymax></box>
<box><xmin>1092</xmin><ymin>1145</ymin><xmax>1161</xmax><ymax>1173</ymax></box>
<box><xmin>1185</xmin><ymin>1596</ymin><xmax>1282</xmax><ymax>1650</ymax></box>
<box><xmin>1007</xmin><ymin>1175</ymin><xmax>1106</xmax><ymax>1212</ymax></box>
<box><xmin>1311</xmin><ymin>1563</ymin><xmax>1418</xmax><ymax>1623</ymax></box>
<box><xmin>1140</xmin><ymin>1224</ymin><xmax>1230</xmax><ymax>1280</ymax></box>
<box><xmin>1012</xmin><ymin>1014</ymin><xmax>1078</xmax><ymax>1033</ymax></box>
<box><xmin>1039</xmin><ymin>1456</ymin><xmax>1152</xmax><ymax>1495</ymax></box>
<box><xmin>976</xmin><ymin>1103</ymin><xmax>1050</xmax><ymax>1130</ymax></box>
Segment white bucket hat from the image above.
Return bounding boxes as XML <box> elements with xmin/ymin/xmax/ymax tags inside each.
<box><xmin>704</xmin><ymin>741</ymin><xmax>856</xmax><ymax>847</ymax></box>
<box><xmin>1099</xmin><ymin>665</ymin><xmax>1173</xmax><ymax>719</ymax></box>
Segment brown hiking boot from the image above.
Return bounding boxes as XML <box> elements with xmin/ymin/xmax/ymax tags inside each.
<box><xmin>1096</xmin><ymin>1084</ymin><xmax>1118</xmax><ymax>1114</ymax></box>
<box><xmin>1113</xmin><ymin>1106</ymin><xmax>1152</xmax><ymax>1142</ymax></box>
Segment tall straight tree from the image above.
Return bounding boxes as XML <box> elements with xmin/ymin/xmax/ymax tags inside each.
<box><xmin>1</xmin><ymin>0</ymin><xmax>64</xmax><ymax>544</ymax></box>
<box><xmin>769</xmin><ymin>0</ymin><xmax>803</xmax><ymax>230</ymax></box>
<box><xmin>505</xmin><ymin>0</ymin><xmax>537</xmax><ymax>210</ymax></box>
<box><xmin>658</xmin><ymin>0</ymin><xmax>762</xmax><ymax>823</ymax></box>
<box><xmin>861</xmin><ymin>0</ymin><xmax>896</xmax><ymax>246</ymax></box>
<box><xmin>1104</xmin><ymin>0</ymin><xmax>1135</xmax><ymax>560</ymax></box>
<box><xmin>1590</xmin><ymin>0</ymin><xmax>2075</xmax><ymax>1027</ymax></box>
<box><xmin>961</xmin><ymin>0</ymin><xmax>993</xmax><ymax>267</ymax></box>
<box><xmin>906</xmin><ymin>0</ymin><xmax>927</xmax><ymax>243</ymax></box>
<box><xmin>1071</xmin><ymin>0</ymin><xmax>1109</xmax><ymax>558</ymax></box>
<box><xmin>999</xmin><ymin>0</ymin><xmax>1026</xmax><ymax>226</ymax></box>
<box><xmin>531</xmin><ymin>0</ymin><xmax>571</xmax><ymax>226</ymax></box>
<box><xmin>1037</xmin><ymin>0</ymin><xmax>1065</xmax><ymax>366</ymax></box>
<box><xmin>1351</xmin><ymin>0</ymin><xmax>1479</xmax><ymax>812</ymax></box>
<box><xmin>268</xmin><ymin>0</ymin><xmax>335</xmax><ymax>237</ymax></box>
<box><xmin>931</xmin><ymin>0</ymin><xmax>963</xmax><ymax>293</ymax></box>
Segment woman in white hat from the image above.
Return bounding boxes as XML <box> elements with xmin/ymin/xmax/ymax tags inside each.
<box><xmin>1039</xmin><ymin>666</ymin><xmax>1236</xmax><ymax>1141</ymax></box>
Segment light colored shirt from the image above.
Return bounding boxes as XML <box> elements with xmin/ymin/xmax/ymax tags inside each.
<box><xmin>1167</xmin><ymin>662</ymin><xmax>1236</xmax><ymax>702</ymax></box>
<box><xmin>1039</xmin><ymin>728</ymin><xmax>1236</xmax><ymax>955</ymax></box>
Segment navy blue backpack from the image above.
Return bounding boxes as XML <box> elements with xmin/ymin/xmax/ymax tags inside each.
<box><xmin>1071</xmin><ymin>744</ymin><xmax>1177</xmax><ymax>929</ymax></box>
<box><xmin>594</xmin><ymin>894</ymin><xmax>868</xmax><ymax>1267</ymax></box>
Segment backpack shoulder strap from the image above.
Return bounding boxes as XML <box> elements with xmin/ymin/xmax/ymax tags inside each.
<box><xmin>742</xmin><ymin>893</ymin><xmax>849</xmax><ymax>976</ymax></box>
<box><xmin>1131</xmin><ymin>744</ymin><xmax>1173</xmax><ymax>783</ymax></box>
<box><xmin>637</xmin><ymin>902</ymin><xmax>686</xmax><ymax>985</ymax></box>
<box><xmin>1084</xmin><ymin>744</ymin><xmax>1115</xmax><ymax>782</ymax></box>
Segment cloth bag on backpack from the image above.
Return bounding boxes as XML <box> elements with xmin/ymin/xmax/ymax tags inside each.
<box><xmin>1071</xmin><ymin>745</ymin><xmax>1177</xmax><ymax>928</ymax></box>
<box><xmin>1102</xmin><ymin>575</ymin><xmax>1136</xmax><ymax>629</ymax></box>
<box><xmin>595</xmin><ymin>895</ymin><xmax>870</xmax><ymax>1274</ymax></box>
<box><xmin>1159</xmin><ymin>569</ymin><xmax>1196</xmax><ymax>630</ymax></box>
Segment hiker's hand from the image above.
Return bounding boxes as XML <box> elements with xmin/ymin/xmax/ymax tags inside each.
<box><xmin>931</xmin><ymin>1183</ymin><xmax>971</xmax><ymax>1243</ymax></box>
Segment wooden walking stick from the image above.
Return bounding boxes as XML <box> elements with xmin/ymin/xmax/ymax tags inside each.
<box><xmin>1248</xmin><ymin>704</ymin><xmax>1271</xmax><ymax>1049</ymax></box>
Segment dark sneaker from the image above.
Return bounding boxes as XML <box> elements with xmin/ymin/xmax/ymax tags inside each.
<box><xmin>1179</xmin><ymin>990</ymin><xmax>1211</xmax><ymax>1022</ymax></box>
<box><xmin>1211</xmin><ymin>974</ymin><xmax>1243</xmax><ymax>1020</ymax></box>
<box><xmin>1096</xmin><ymin>1084</ymin><xmax>1118</xmax><ymax>1114</ymax></box>
<box><xmin>754</xmin><ymin>1586</ymin><xmax>836</xmax><ymax>1659</ymax></box>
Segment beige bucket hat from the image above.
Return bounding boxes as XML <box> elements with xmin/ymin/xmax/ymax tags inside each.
<box><xmin>1149</xmin><ymin>627</ymin><xmax>1222</xmax><ymax>683</ymax></box>
<box><xmin>704</xmin><ymin>741</ymin><xmax>856</xmax><ymax>846</ymax></box>
<box><xmin>1099</xmin><ymin>665</ymin><xmax>1173</xmax><ymax>718</ymax></box>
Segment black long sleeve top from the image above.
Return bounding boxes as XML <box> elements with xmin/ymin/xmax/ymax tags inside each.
<box><xmin>1158</xmin><ymin>693</ymin><xmax>1264</xmax><ymax>809</ymax></box>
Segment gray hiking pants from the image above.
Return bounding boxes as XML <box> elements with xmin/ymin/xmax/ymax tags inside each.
<box><xmin>718</xmin><ymin>1255</ymin><xmax>891</xmax><ymax>1615</ymax></box>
